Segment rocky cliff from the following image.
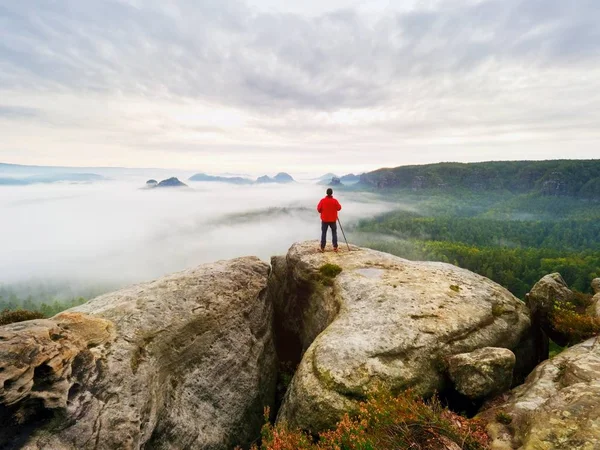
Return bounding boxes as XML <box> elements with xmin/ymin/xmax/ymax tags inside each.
<box><xmin>481</xmin><ymin>336</ymin><xmax>600</xmax><ymax>449</ymax></box>
<box><xmin>270</xmin><ymin>242</ymin><xmax>535</xmax><ymax>432</ymax></box>
<box><xmin>2</xmin><ymin>242</ymin><xmax>598</xmax><ymax>449</ymax></box>
<box><xmin>0</xmin><ymin>258</ymin><xmax>276</xmax><ymax>450</ymax></box>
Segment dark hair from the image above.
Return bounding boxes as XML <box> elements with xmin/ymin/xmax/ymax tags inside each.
<box><xmin>326</xmin><ymin>188</ymin><xmax>333</xmax><ymax>196</ymax></box>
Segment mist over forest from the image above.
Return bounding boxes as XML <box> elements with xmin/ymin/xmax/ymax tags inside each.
<box><xmin>2</xmin><ymin>159</ymin><xmax>600</xmax><ymax>312</ymax></box>
<box><xmin>0</xmin><ymin>171</ymin><xmax>396</xmax><ymax>303</ymax></box>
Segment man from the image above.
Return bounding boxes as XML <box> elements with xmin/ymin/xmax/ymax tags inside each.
<box><xmin>317</xmin><ymin>188</ymin><xmax>342</xmax><ymax>252</ymax></box>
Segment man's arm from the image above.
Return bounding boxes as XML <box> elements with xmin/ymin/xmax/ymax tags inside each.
<box><xmin>336</xmin><ymin>200</ymin><xmax>342</xmax><ymax>211</ymax></box>
<box><xmin>317</xmin><ymin>199</ymin><xmax>323</xmax><ymax>213</ymax></box>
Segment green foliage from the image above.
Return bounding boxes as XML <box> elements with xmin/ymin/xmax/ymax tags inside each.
<box><xmin>495</xmin><ymin>411</ymin><xmax>513</xmax><ymax>425</ymax></box>
<box><xmin>357</xmin><ymin>212</ymin><xmax>600</xmax><ymax>251</ymax></box>
<box><xmin>352</xmin><ymin>194</ymin><xmax>600</xmax><ymax>299</ymax></box>
<box><xmin>319</xmin><ymin>264</ymin><xmax>343</xmax><ymax>279</ymax></box>
<box><xmin>548</xmin><ymin>340</ymin><xmax>566</xmax><ymax>358</ymax></box>
<box><xmin>0</xmin><ymin>295</ymin><xmax>88</xmax><ymax>320</ymax></box>
<box><xmin>0</xmin><ymin>309</ymin><xmax>45</xmax><ymax>326</ymax></box>
<box><xmin>249</xmin><ymin>390</ymin><xmax>490</xmax><ymax>450</ymax></box>
<box><xmin>360</xmin><ymin>160</ymin><xmax>600</xmax><ymax>199</ymax></box>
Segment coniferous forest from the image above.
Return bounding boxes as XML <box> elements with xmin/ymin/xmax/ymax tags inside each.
<box><xmin>350</xmin><ymin>186</ymin><xmax>600</xmax><ymax>299</ymax></box>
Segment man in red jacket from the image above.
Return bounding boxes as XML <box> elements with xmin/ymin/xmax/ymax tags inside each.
<box><xmin>317</xmin><ymin>188</ymin><xmax>342</xmax><ymax>252</ymax></box>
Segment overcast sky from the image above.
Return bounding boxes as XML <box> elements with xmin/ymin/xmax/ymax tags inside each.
<box><xmin>1</xmin><ymin>0</ymin><xmax>599</xmax><ymax>174</ymax></box>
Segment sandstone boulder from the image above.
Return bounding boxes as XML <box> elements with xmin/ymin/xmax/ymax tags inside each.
<box><xmin>0</xmin><ymin>257</ymin><xmax>276</xmax><ymax>450</ymax></box>
<box><xmin>273</xmin><ymin>241</ymin><xmax>533</xmax><ymax>432</ymax></box>
<box><xmin>527</xmin><ymin>273</ymin><xmax>574</xmax><ymax>346</ymax></box>
<box><xmin>447</xmin><ymin>347</ymin><xmax>516</xmax><ymax>400</ymax></box>
<box><xmin>0</xmin><ymin>313</ymin><xmax>114</xmax><ymax>412</ymax></box>
<box><xmin>587</xmin><ymin>278</ymin><xmax>600</xmax><ymax>318</ymax></box>
<box><xmin>481</xmin><ymin>336</ymin><xmax>600</xmax><ymax>449</ymax></box>
<box><xmin>592</xmin><ymin>278</ymin><xmax>600</xmax><ymax>295</ymax></box>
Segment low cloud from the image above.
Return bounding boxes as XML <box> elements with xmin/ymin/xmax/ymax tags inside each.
<box><xmin>0</xmin><ymin>176</ymin><xmax>395</xmax><ymax>298</ymax></box>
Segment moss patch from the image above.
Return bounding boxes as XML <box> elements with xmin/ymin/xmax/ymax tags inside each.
<box><xmin>491</xmin><ymin>303</ymin><xmax>505</xmax><ymax>317</ymax></box>
<box><xmin>319</xmin><ymin>264</ymin><xmax>343</xmax><ymax>278</ymax></box>
<box><xmin>495</xmin><ymin>410</ymin><xmax>512</xmax><ymax>425</ymax></box>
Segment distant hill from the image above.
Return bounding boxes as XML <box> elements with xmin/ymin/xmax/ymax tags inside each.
<box><xmin>189</xmin><ymin>173</ymin><xmax>253</xmax><ymax>185</ymax></box>
<box><xmin>273</xmin><ymin>172</ymin><xmax>294</xmax><ymax>183</ymax></box>
<box><xmin>0</xmin><ymin>178</ymin><xmax>29</xmax><ymax>186</ymax></box>
<box><xmin>0</xmin><ymin>172</ymin><xmax>105</xmax><ymax>185</ymax></box>
<box><xmin>27</xmin><ymin>173</ymin><xmax>105</xmax><ymax>183</ymax></box>
<box><xmin>151</xmin><ymin>177</ymin><xmax>188</xmax><ymax>189</ymax></box>
<box><xmin>256</xmin><ymin>175</ymin><xmax>273</xmax><ymax>184</ymax></box>
<box><xmin>340</xmin><ymin>173</ymin><xmax>360</xmax><ymax>184</ymax></box>
<box><xmin>315</xmin><ymin>173</ymin><xmax>338</xmax><ymax>182</ymax></box>
<box><xmin>359</xmin><ymin>160</ymin><xmax>600</xmax><ymax>198</ymax></box>
<box><xmin>318</xmin><ymin>173</ymin><xmax>362</xmax><ymax>186</ymax></box>
<box><xmin>0</xmin><ymin>162</ymin><xmax>178</xmax><ymax>179</ymax></box>
<box><xmin>256</xmin><ymin>173</ymin><xmax>295</xmax><ymax>184</ymax></box>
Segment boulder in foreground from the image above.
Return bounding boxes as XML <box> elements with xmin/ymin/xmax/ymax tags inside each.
<box><xmin>448</xmin><ymin>347</ymin><xmax>516</xmax><ymax>400</ymax></box>
<box><xmin>481</xmin><ymin>335</ymin><xmax>600</xmax><ymax>449</ymax></box>
<box><xmin>272</xmin><ymin>241</ymin><xmax>534</xmax><ymax>433</ymax></box>
<box><xmin>0</xmin><ymin>257</ymin><xmax>276</xmax><ymax>450</ymax></box>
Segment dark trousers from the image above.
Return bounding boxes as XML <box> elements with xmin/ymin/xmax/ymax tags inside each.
<box><xmin>321</xmin><ymin>221</ymin><xmax>338</xmax><ymax>249</ymax></box>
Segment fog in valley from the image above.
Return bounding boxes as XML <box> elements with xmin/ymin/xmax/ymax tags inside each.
<box><xmin>0</xmin><ymin>173</ymin><xmax>396</xmax><ymax>301</ymax></box>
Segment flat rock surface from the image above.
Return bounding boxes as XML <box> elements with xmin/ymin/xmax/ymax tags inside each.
<box><xmin>0</xmin><ymin>257</ymin><xmax>276</xmax><ymax>450</ymax></box>
<box><xmin>274</xmin><ymin>241</ymin><xmax>532</xmax><ymax>432</ymax></box>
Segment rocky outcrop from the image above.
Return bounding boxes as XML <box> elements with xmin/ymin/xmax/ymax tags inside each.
<box><xmin>256</xmin><ymin>173</ymin><xmax>295</xmax><ymax>184</ymax></box>
<box><xmin>587</xmin><ymin>278</ymin><xmax>600</xmax><ymax>318</ymax></box>
<box><xmin>540</xmin><ymin>171</ymin><xmax>567</xmax><ymax>196</ymax></box>
<box><xmin>448</xmin><ymin>348</ymin><xmax>516</xmax><ymax>400</ymax></box>
<box><xmin>272</xmin><ymin>241</ymin><xmax>534</xmax><ymax>433</ymax></box>
<box><xmin>274</xmin><ymin>172</ymin><xmax>294</xmax><ymax>183</ymax></box>
<box><xmin>0</xmin><ymin>313</ymin><xmax>114</xmax><ymax>412</ymax></box>
<box><xmin>481</xmin><ymin>336</ymin><xmax>600</xmax><ymax>449</ymax></box>
<box><xmin>592</xmin><ymin>278</ymin><xmax>600</xmax><ymax>295</ymax></box>
<box><xmin>0</xmin><ymin>257</ymin><xmax>276</xmax><ymax>450</ymax></box>
<box><xmin>527</xmin><ymin>273</ymin><xmax>574</xmax><ymax>346</ymax></box>
<box><xmin>188</xmin><ymin>173</ymin><xmax>253</xmax><ymax>184</ymax></box>
<box><xmin>156</xmin><ymin>177</ymin><xmax>188</xmax><ymax>188</ymax></box>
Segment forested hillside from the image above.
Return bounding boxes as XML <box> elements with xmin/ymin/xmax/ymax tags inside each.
<box><xmin>350</xmin><ymin>191</ymin><xmax>600</xmax><ymax>299</ymax></box>
<box><xmin>359</xmin><ymin>160</ymin><xmax>600</xmax><ymax>198</ymax></box>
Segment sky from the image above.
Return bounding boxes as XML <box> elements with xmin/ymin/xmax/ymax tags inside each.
<box><xmin>1</xmin><ymin>0</ymin><xmax>600</xmax><ymax>174</ymax></box>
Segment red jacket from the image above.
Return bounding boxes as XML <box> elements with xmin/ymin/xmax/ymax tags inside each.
<box><xmin>317</xmin><ymin>196</ymin><xmax>342</xmax><ymax>222</ymax></box>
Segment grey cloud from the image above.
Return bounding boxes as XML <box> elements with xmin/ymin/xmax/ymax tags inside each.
<box><xmin>2</xmin><ymin>0</ymin><xmax>599</xmax><ymax>113</ymax></box>
<box><xmin>0</xmin><ymin>105</ymin><xmax>41</xmax><ymax>119</ymax></box>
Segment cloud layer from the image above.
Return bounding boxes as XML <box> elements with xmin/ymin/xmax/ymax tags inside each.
<box><xmin>0</xmin><ymin>178</ymin><xmax>395</xmax><ymax>296</ymax></box>
<box><xmin>1</xmin><ymin>0</ymin><xmax>599</xmax><ymax>171</ymax></box>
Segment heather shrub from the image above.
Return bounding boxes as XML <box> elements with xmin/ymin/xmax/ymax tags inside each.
<box><xmin>250</xmin><ymin>390</ymin><xmax>490</xmax><ymax>450</ymax></box>
<box><xmin>550</xmin><ymin>291</ymin><xmax>599</xmax><ymax>345</ymax></box>
<box><xmin>551</xmin><ymin>302</ymin><xmax>600</xmax><ymax>345</ymax></box>
<box><xmin>0</xmin><ymin>309</ymin><xmax>45</xmax><ymax>326</ymax></box>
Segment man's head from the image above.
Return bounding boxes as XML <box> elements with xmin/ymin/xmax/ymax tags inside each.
<box><xmin>326</xmin><ymin>188</ymin><xmax>333</xmax><ymax>197</ymax></box>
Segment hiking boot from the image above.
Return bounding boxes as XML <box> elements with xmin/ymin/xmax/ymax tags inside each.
<box><xmin>333</xmin><ymin>247</ymin><xmax>339</xmax><ymax>253</ymax></box>
<box><xmin>319</xmin><ymin>247</ymin><xmax>325</xmax><ymax>253</ymax></box>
